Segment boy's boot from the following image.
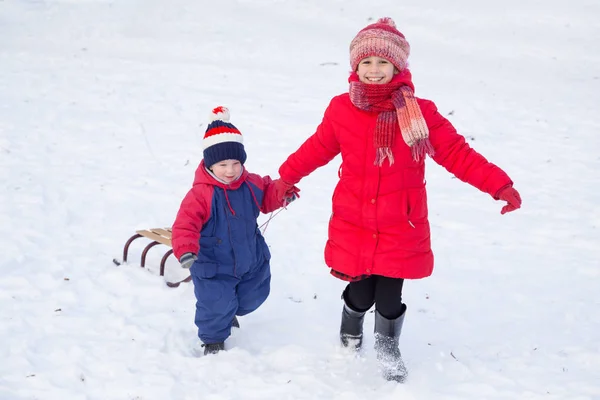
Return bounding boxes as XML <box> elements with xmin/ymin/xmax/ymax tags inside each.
<box><xmin>339</xmin><ymin>287</ymin><xmax>367</xmax><ymax>350</ymax></box>
<box><xmin>202</xmin><ymin>342</ymin><xmax>225</xmax><ymax>355</ymax></box>
<box><xmin>374</xmin><ymin>304</ymin><xmax>408</xmax><ymax>382</ymax></box>
<box><xmin>232</xmin><ymin>316</ymin><xmax>240</xmax><ymax>328</ymax></box>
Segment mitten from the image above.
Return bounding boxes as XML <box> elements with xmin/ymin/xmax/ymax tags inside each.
<box><xmin>284</xmin><ymin>186</ymin><xmax>300</xmax><ymax>206</ymax></box>
<box><xmin>497</xmin><ymin>186</ymin><xmax>522</xmax><ymax>215</ymax></box>
<box><xmin>180</xmin><ymin>252</ymin><xmax>197</xmax><ymax>269</ymax></box>
<box><xmin>273</xmin><ymin>179</ymin><xmax>301</xmax><ymax>206</ymax></box>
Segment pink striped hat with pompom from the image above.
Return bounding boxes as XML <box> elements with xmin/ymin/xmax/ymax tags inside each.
<box><xmin>349</xmin><ymin>17</ymin><xmax>410</xmax><ymax>72</ymax></box>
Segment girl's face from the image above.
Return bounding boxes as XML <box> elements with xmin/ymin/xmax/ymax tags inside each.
<box><xmin>356</xmin><ymin>56</ymin><xmax>398</xmax><ymax>84</ymax></box>
<box><xmin>210</xmin><ymin>159</ymin><xmax>242</xmax><ymax>183</ymax></box>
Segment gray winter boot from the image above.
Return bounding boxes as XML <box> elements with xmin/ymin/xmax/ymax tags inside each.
<box><xmin>202</xmin><ymin>342</ymin><xmax>225</xmax><ymax>355</ymax></box>
<box><xmin>340</xmin><ymin>289</ymin><xmax>367</xmax><ymax>350</ymax></box>
<box><xmin>374</xmin><ymin>305</ymin><xmax>408</xmax><ymax>382</ymax></box>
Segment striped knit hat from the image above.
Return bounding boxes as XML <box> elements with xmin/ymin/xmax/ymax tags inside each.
<box><xmin>349</xmin><ymin>17</ymin><xmax>410</xmax><ymax>72</ymax></box>
<box><xmin>202</xmin><ymin>106</ymin><xmax>247</xmax><ymax>167</ymax></box>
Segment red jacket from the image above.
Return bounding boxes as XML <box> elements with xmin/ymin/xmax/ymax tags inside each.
<box><xmin>279</xmin><ymin>94</ymin><xmax>512</xmax><ymax>279</ymax></box>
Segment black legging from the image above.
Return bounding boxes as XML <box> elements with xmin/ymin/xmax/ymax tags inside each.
<box><xmin>346</xmin><ymin>275</ymin><xmax>405</xmax><ymax>319</ymax></box>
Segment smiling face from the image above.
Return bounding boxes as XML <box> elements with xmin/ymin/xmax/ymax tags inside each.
<box><xmin>356</xmin><ymin>56</ymin><xmax>398</xmax><ymax>84</ymax></box>
<box><xmin>210</xmin><ymin>159</ymin><xmax>242</xmax><ymax>183</ymax></box>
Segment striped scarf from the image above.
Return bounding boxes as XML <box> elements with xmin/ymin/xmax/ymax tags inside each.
<box><xmin>348</xmin><ymin>70</ymin><xmax>434</xmax><ymax>166</ymax></box>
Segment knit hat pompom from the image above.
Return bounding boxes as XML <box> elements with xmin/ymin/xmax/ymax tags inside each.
<box><xmin>202</xmin><ymin>106</ymin><xmax>247</xmax><ymax>166</ymax></box>
<box><xmin>209</xmin><ymin>105</ymin><xmax>230</xmax><ymax>122</ymax></box>
<box><xmin>349</xmin><ymin>17</ymin><xmax>410</xmax><ymax>72</ymax></box>
<box><xmin>377</xmin><ymin>17</ymin><xmax>396</xmax><ymax>28</ymax></box>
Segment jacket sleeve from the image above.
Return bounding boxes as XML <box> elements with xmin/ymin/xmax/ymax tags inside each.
<box><xmin>278</xmin><ymin>101</ymin><xmax>341</xmax><ymax>184</ymax></box>
<box><xmin>260</xmin><ymin>175</ymin><xmax>283</xmax><ymax>214</ymax></box>
<box><xmin>171</xmin><ymin>184</ymin><xmax>210</xmax><ymax>260</ymax></box>
<box><xmin>244</xmin><ymin>173</ymin><xmax>283</xmax><ymax>214</ymax></box>
<box><xmin>421</xmin><ymin>99</ymin><xmax>513</xmax><ymax>198</ymax></box>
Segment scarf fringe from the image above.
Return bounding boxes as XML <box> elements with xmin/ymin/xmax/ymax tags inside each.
<box><xmin>410</xmin><ymin>138</ymin><xmax>435</xmax><ymax>162</ymax></box>
<box><xmin>375</xmin><ymin>147</ymin><xmax>395</xmax><ymax>166</ymax></box>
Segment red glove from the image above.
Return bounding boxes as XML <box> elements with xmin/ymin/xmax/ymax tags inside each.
<box><xmin>497</xmin><ymin>186</ymin><xmax>522</xmax><ymax>215</ymax></box>
<box><xmin>273</xmin><ymin>179</ymin><xmax>300</xmax><ymax>207</ymax></box>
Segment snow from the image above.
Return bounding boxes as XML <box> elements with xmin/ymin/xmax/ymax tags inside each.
<box><xmin>1</xmin><ymin>0</ymin><xmax>599</xmax><ymax>399</ymax></box>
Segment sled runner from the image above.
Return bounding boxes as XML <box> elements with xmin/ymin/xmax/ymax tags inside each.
<box><xmin>113</xmin><ymin>227</ymin><xmax>191</xmax><ymax>288</ymax></box>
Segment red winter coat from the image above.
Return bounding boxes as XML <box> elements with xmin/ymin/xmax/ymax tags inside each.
<box><xmin>279</xmin><ymin>94</ymin><xmax>512</xmax><ymax>280</ymax></box>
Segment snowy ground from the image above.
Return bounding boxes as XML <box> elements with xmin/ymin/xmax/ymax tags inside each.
<box><xmin>1</xmin><ymin>0</ymin><xmax>599</xmax><ymax>399</ymax></box>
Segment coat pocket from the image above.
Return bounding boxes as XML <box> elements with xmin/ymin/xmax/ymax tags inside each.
<box><xmin>406</xmin><ymin>188</ymin><xmax>428</xmax><ymax>222</ymax></box>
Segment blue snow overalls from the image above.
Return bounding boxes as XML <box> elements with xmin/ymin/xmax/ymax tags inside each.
<box><xmin>189</xmin><ymin>179</ymin><xmax>271</xmax><ymax>344</ymax></box>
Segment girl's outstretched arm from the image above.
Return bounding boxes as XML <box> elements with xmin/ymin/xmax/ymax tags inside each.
<box><xmin>422</xmin><ymin>99</ymin><xmax>514</xmax><ymax>198</ymax></box>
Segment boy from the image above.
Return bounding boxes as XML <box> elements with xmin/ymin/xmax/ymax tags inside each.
<box><xmin>172</xmin><ymin>106</ymin><xmax>297</xmax><ymax>355</ymax></box>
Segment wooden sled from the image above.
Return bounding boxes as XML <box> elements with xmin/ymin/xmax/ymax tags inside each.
<box><xmin>113</xmin><ymin>227</ymin><xmax>191</xmax><ymax>288</ymax></box>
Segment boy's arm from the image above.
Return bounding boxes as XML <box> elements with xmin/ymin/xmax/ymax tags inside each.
<box><xmin>245</xmin><ymin>174</ymin><xmax>294</xmax><ymax>213</ymax></box>
<box><xmin>171</xmin><ymin>185</ymin><xmax>210</xmax><ymax>260</ymax></box>
<box><xmin>422</xmin><ymin>99</ymin><xmax>513</xmax><ymax>198</ymax></box>
<box><xmin>260</xmin><ymin>175</ymin><xmax>280</xmax><ymax>213</ymax></box>
<box><xmin>261</xmin><ymin>176</ymin><xmax>300</xmax><ymax>213</ymax></box>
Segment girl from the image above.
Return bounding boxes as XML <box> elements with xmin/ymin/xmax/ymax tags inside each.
<box><xmin>274</xmin><ymin>18</ymin><xmax>521</xmax><ymax>382</ymax></box>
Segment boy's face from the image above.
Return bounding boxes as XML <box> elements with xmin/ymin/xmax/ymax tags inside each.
<box><xmin>210</xmin><ymin>159</ymin><xmax>242</xmax><ymax>183</ymax></box>
<box><xmin>356</xmin><ymin>56</ymin><xmax>398</xmax><ymax>84</ymax></box>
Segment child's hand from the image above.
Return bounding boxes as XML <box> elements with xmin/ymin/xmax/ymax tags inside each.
<box><xmin>285</xmin><ymin>191</ymin><xmax>299</xmax><ymax>204</ymax></box>
<box><xmin>274</xmin><ymin>179</ymin><xmax>301</xmax><ymax>207</ymax></box>
<box><xmin>179</xmin><ymin>253</ymin><xmax>197</xmax><ymax>269</ymax></box>
<box><xmin>497</xmin><ymin>186</ymin><xmax>522</xmax><ymax>215</ymax></box>
<box><xmin>284</xmin><ymin>187</ymin><xmax>300</xmax><ymax>207</ymax></box>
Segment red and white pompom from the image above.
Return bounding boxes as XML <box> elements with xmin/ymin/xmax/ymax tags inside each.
<box><xmin>210</xmin><ymin>106</ymin><xmax>230</xmax><ymax>122</ymax></box>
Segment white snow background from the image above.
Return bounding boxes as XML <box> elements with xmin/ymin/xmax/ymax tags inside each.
<box><xmin>1</xmin><ymin>0</ymin><xmax>599</xmax><ymax>399</ymax></box>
